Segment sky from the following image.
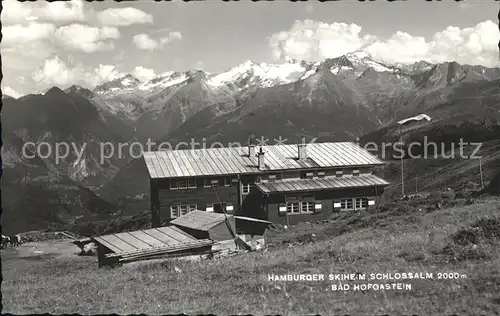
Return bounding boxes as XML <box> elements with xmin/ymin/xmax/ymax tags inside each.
<box><xmin>2</xmin><ymin>0</ymin><xmax>499</xmax><ymax>98</ymax></box>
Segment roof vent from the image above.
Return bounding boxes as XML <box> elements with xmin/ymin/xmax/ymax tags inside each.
<box><xmin>258</xmin><ymin>147</ymin><xmax>265</xmax><ymax>170</ymax></box>
<box><xmin>298</xmin><ymin>136</ymin><xmax>308</xmax><ymax>160</ymax></box>
<box><xmin>248</xmin><ymin>142</ymin><xmax>256</xmax><ymax>157</ymax></box>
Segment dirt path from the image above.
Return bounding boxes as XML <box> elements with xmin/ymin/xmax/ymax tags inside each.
<box><xmin>2</xmin><ymin>239</ymin><xmax>94</xmax><ymax>272</ymax></box>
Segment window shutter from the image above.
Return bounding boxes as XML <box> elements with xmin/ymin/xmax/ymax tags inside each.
<box><xmin>314</xmin><ymin>203</ymin><xmax>322</xmax><ymax>213</ymax></box>
<box><xmin>333</xmin><ymin>200</ymin><xmax>341</xmax><ymax>210</ymax></box>
<box><xmin>278</xmin><ymin>205</ymin><xmax>287</xmax><ymax>216</ymax></box>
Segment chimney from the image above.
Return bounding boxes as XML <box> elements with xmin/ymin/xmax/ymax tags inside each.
<box><xmin>298</xmin><ymin>136</ymin><xmax>307</xmax><ymax>160</ymax></box>
<box><xmin>248</xmin><ymin>140</ymin><xmax>256</xmax><ymax>157</ymax></box>
<box><xmin>258</xmin><ymin>147</ymin><xmax>265</xmax><ymax>170</ymax></box>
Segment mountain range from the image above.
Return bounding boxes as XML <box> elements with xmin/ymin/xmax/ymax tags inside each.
<box><xmin>3</xmin><ymin>50</ymin><xmax>500</xmax><ymax>233</ymax></box>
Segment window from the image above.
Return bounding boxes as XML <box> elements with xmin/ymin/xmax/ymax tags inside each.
<box><xmin>335</xmin><ymin>170</ymin><xmax>343</xmax><ymax>177</ymax></box>
<box><xmin>317</xmin><ymin>171</ymin><xmax>326</xmax><ymax>178</ymax></box>
<box><xmin>242</xmin><ymin>183</ymin><xmax>252</xmax><ymax>195</ymax></box>
<box><xmin>224</xmin><ymin>177</ymin><xmax>232</xmax><ymax>186</ymax></box>
<box><xmin>355</xmin><ymin>198</ymin><xmax>368</xmax><ymax>210</ymax></box>
<box><xmin>188</xmin><ymin>179</ymin><xmax>197</xmax><ymax>188</ymax></box>
<box><xmin>170</xmin><ymin>205</ymin><xmax>180</xmax><ymax>218</ymax></box>
<box><xmin>286</xmin><ymin>202</ymin><xmax>300</xmax><ymax>214</ymax></box>
<box><xmin>340</xmin><ymin>198</ymin><xmax>368</xmax><ymax>211</ymax></box>
<box><xmin>255</xmin><ymin>176</ymin><xmax>262</xmax><ymax>184</ymax></box>
<box><xmin>301</xmin><ymin>172</ymin><xmax>314</xmax><ymax>179</ymax></box>
<box><xmin>178</xmin><ymin>179</ymin><xmax>187</xmax><ymax>189</ymax></box>
<box><xmin>301</xmin><ymin>201</ymin><xmax>315</xmax><ymax>213</ymax></box>
<box><xmin>286</xmin><ymin>201</ymin><xmax>315</xmax><ymax>214</ymax></box>
<box><xmin>268</xmin><ymin>173</ymin><xmax>282</xmax><ymax>182</ymax></box>
<box><xmin>180</xmin><ymin>205</ymin><xmax>188</xmax><ymax>216</ymax></box>
<box><xmin>170</xmin><ymin>180</ymin><xmax>178</xmax><ymax>190</ymax></box>
<box><xmin>285</xmin><ymin>195</ymin><xmax>300</xmax><ymax>202</ymax></box>
<box><xmin>302</xmin><ymin>193</ymin><xmax>314</xmax><ymax>201</ymax></box>
<box><xmin>204</xmin><ymin>179</ymin><xmax>219</xmax><ymax>188</ymax></box>
<box><xmin>170</xmin><ymin>204</ymin><xmax>197</xmax><ymax>219</ymax></box>
<box><xmin>206</xmin><ymin>204</ymin><xmax>214</xmax><ymax>212</ymax></box>
<box><xmin>353</xmin><ymin>169</ymin><xmax>360</xmax><ymax>176</ymax></box>
<box><xmin>170</xmin><ymin>179</ymin><xmax>190</xmax><ymax>190</ymax></box>
<box><xmin>341</xmin><ymin>199</ymin><xmax>354</xmax><ymax>211</ymax></box>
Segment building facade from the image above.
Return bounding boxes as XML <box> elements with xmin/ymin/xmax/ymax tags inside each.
<box><xmin>143</xmin><ymin>141</ymin><xmax>389</xmax><ymax>227</ymax></box>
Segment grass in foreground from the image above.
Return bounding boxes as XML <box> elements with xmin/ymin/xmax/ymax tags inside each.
<box><xmin>3</xmin><ymin>198</ymin><xmax>500</xmax><ymax>315</ymax></box>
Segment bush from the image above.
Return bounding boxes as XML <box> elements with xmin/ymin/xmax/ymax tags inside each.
<box><xmin>436</xmin><ymin>216</ymin><xmax>500</xmax><ymax>263</ymax></box>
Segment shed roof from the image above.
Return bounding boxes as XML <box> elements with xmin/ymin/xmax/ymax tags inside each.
<box><xmin>171</xmin><ymin>210</ymin><xmax>233</xmax><ymax>231</ymax></box>
<box><xmin>92</xmin><ymin>226</ymin><xmax>212</xmax><ymax>256</ymax></box>
<box><xmin>256</xmin><ymin>174</ymin><xmax>390</xmax><ymax>194</ymax></box>
<box><xmin>234</xmin><ymin>216</ymin><xmax>273</xmax><ymax>225</ymax></box>
<box><xmin>143</xmin><ymin>142</ymin><xmax>384</xmax><ymax>179</ymax></box>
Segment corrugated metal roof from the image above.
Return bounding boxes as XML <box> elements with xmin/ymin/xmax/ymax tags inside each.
<box><xmin>92</xmin><ymin>226</ymin><xmax>212</xmax><ymax>256</ymax></box>
<box><xmin>255</xmin><ymin>174</ymin><xmax>390</xmax><ymax>194</ymax></box>
<box><xmin>171</xmin><ymin>210</ymin><xmax>232</xmax><ymax>231</ymax></box>
<box><xmin>143</xmin><ymin>142</ymin><xmax>384</xmax><ymax>179</ymax></box>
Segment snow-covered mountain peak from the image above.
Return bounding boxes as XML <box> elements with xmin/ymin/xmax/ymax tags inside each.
<box><xmin>396</xmin><ymin>60</ymin><xmax>435</xmax><ymax>75</ymax></box>
<box><xmin>138</xmin><ymin>71</ymin><xmax>188</xmax><ymax>91</ymax></box>
<box><xmin>207</xmin><ymin>59</ymin><xmax>314</xmax><ymax>89</ymax></box>
<box><xmin>94</xmin><ymin>74</ymin><xmax>142</xmax><ymax>95</ymax></box>
<box><xmin>345</xmin><ymin>50</ymin><xmax>372</xmax><ymax>62</ymax></box>
<box><xmin>120</xmin><ymin>74</ymin><xmax>141</xmax><ymax>87</ymax></box>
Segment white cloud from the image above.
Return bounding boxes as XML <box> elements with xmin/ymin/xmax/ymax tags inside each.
<box><xmin>31</xmin><ymin>57</ymin><xmax>150</xmax><ymax>88</ymax></box>
<box><xmin>133</xmin><ymin>34</ymin><xmax>160</xmax><ymax>51</ymax></box>
<box><xmin>2</xmin><ymin>86</ymin><xmax>24</xmax><ymax>99</ymax></box>
<box><xmin>84</xmin><ymin>64</ymin><xmax>125</xmax><ymax>86</ymax></box>
<box><xmin>37</xmin><ymin>0</ymin><xmax>86</xmax><ymax>22</ymax></box>
<box><xmin>160</xmin><ymin>31</ymin><xmax>183</xmax><ymax>44</ymax></box>
<box><xmin>2</xmin><ymin>22</ymin><xmax>56</xmax><ymax>63</ymax></box>
<box><xmin>269</xmin><ymin>19</ymin><xmax>500</xmax><ymax>67</ymax></box>
<box><xmin>54</xmin><ymin>24</ymin><xmax>120</xmax><ymax>53</ymax></box>
<box><xmin>32</xmin><ymin>56</ymin><xmax>82</xmax><ymax>86</ymax></box>
<box><xmin>133</xmin><ymin>32</ymin><xmax>182</xmax><ymax>51</ymax></box>
<box><xmin>96</xmin><ymin>7</ymin><xmax>153</xmax><ymax>26</ymax></box>
<box><xmin>131</xmin><ymin>66</ymin><xmax>157</xmax><ymax>81</ymax></box>
<box><xmin>2</xmin><ymin>23</ymin><xmax>56</xmax><ymax>45</ymax></box>
<box><xmin>2</xmin><ymin>0</ymin><xmax>85</xmax><ymax>24</ymax></box>
<box><xmin>2</xmin><ymin>22</ymin><xmax>121</xmax><ymax>64</ymax></box>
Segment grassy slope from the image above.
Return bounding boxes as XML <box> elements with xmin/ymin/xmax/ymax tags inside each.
<box><xmin>382</xmin><ymin>139</ymin><xmax>500</xmax><ymax>200</ymax></box>
<box><xmin>3</xmin><ymin>198</ymin><xmax>500</xmax><ymax>314</ymax></box>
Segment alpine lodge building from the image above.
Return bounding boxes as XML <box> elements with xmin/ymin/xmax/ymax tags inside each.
<box><xmin>142</xmin><ymin>141</ymin><xmax>389</xmax><ymax>227</ymax></box>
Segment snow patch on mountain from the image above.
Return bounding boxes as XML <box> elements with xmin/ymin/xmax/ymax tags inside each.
<box><xmin>138</xmin><ymin>72</ymin><xmax>189</xmax><ymax>91</ymax></box>
<box><xmin>345</xmin><ymin>51</ymin><xmax>396</xmax><ymax>73</ymax></box>
<box><xmin>207</xmin><ymin>60</ymin><xmax>312</xmax><ymax>88</ymax></box>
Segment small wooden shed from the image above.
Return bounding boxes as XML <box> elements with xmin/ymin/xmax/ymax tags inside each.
<box><xmin>170</xmin><ymin>210</ymin><xmax>236</xmax><ymax>241</ymax></box>
<box><xmin>92</xmin><ymin>225</ymin><xmax>214</xmax><ymax>267</ymax></box>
